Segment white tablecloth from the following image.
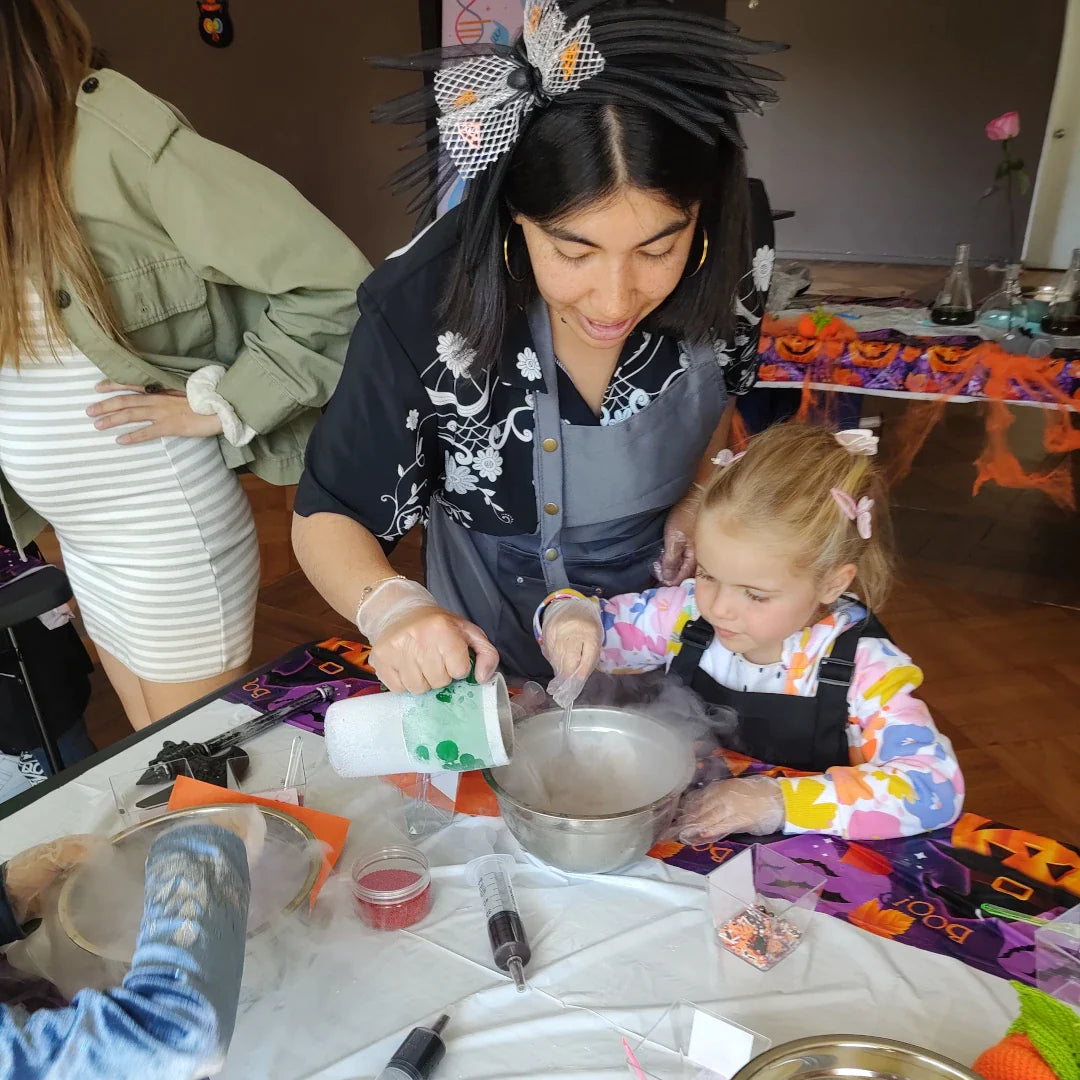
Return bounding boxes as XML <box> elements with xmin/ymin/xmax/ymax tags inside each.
<box><xmin>0</xmin><ymin>700</ymin><xmax>1016</xmax><ymax>1079</ymax></box>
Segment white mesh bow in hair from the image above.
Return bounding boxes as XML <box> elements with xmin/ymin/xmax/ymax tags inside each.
<box><xmin>831</xmin><ymin>489</ymin><xmax>874</xmax><ymax>540</ymax></box>
<box><xmin>434</xmin><ymin>1</ymin><xmax>606</xmax><ymax>180</ymax></box>
<box><xmin>834</xmin><ymin>428</ymin><xmax>879</xmax><ymax>456</ymax></box>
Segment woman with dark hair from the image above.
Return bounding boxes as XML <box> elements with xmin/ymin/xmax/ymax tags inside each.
<box><xmin>294</xmin><ymin>0</ymin><xmax>783</xmax><ymax>692</ymax></box>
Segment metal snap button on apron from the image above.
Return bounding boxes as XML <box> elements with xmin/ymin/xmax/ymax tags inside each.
<box><xmin>543</xmin><ymin>502</ymin><xmax>559</xmax><ymax>516</ymax></box>
<box><xmin>544</xmin><ymin>547</ymin><xmax>559</xmax><ymax>562</ymax></box>
<box><xmin>541</xmin><ymin>438</ymin><xmax>558</xmax><ymax>452</ymax></box>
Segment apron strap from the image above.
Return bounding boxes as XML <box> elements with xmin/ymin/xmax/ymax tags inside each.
<box><xmin>814</xmin><ymin>610</ymin><xmax>888</xmax><ymax>736</ymax></box>
<box><xmin>670</xmin><ymin>615</ymin><xmax>715</xmax><ymax>684</ymax></box>
<box><xmin>526</xmin><ymin>301</ymin><xmax>570</xmax><ymax>592</ymax></box>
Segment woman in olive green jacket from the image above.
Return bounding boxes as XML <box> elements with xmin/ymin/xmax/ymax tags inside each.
<box><xmin>0</xmin><ymin>1</ymin><xmax>370</xmax><ymax>730</ymax></box>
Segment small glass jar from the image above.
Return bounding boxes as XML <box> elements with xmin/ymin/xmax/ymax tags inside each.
<box><xmin>351</xmin><ymin>847</ymin><xmax>432</xmax><ymax>931</ymax></box>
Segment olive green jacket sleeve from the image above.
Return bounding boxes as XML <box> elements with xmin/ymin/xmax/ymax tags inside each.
<box><xmin>146</xmin><ymin>126</ymin><xmax>369</xmax><ymax>433</ymax></box>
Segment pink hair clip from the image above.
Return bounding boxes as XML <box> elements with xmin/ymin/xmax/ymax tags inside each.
<box><xmin>834</xmin><ymin>428</ymin><xmax>879</xmax><ymax>456</ymax></box>
<box><xmin>831</xmin><ymin>488</ymin><xmax>874</xmax><ymax>540</ymax></box>
<box><xmin>711</xmin><ymin>449</ymin><xmax>746</xmax><ymax>467</ymax></box>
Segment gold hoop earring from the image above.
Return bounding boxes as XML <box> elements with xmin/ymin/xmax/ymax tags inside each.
<box><xmin>503</xmin><ymin>228</ymin><xmax>527</xmax><ymax>283</ymax></box>
<box><xmin>687</xmin><ymin>229</ymin><xmax>709</xmax><ymax>278</ymax></box>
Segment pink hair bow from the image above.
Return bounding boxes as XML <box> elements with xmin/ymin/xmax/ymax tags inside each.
<box><xmin>834</xmin><ymin>428</ymin><xmax>879</xmax><ymax>456</ymax></box>
<box><xmin>711</xmin><ymin>449</ymin><xmax>746</xmax><ymax>467</ymax></box>
<box><xmin>831</xmin><ymin>488</ymin><xmax>874</xmax><ymax>539</ymax></box>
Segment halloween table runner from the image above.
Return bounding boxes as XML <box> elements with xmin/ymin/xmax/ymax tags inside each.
<box><xmin>226</xmin><ymin>638</ymin><xmax>1078</xmax><ymax>987</ymax></box>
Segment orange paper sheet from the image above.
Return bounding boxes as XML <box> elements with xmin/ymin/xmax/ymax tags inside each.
<box><xmin>167</xmin><ymin>775</ymin><xmax>350</xmax><ymax>906</ymax></box>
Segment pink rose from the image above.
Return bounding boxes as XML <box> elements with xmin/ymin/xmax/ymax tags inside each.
<box><xmin>985</xmin><ymin>111</ymin><xmax>1020</xmax><ymax>141</ymax></box>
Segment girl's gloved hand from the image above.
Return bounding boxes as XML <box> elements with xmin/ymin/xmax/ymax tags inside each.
<box><xmin>3</xmin><ymin>835</ymin><xmax>108</xmax><ymax>925</ymax></box>
<box><xmin>676</xmin><ymin>776</ymin><xmax>786</xmax><ymax>844</ymax></box>
<box><xmin>540</xmin><ymin>596</ymin><xmax>603</xmax><ymax>708</ymax></box>
<box><xmin>360</xmin><ymin>578</ymin><xmax>500</xmax><ymax>694</ymax></box>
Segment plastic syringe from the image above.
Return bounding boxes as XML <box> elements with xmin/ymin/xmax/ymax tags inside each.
<box><xmin>375</xmin><ymin>1014</ymin><xmax>449</xmax><ymax>1080</ymax></box>
<box><xmin>465</xmin><ymin>854</ymin><xmax>531</xmax><ymax>991</ymax></box>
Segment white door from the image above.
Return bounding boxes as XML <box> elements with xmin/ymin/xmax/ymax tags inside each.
<box><xmin>1025</xmin><ymin>0</ymin><xmax>1080</xmax><ymax>268</ymax></box>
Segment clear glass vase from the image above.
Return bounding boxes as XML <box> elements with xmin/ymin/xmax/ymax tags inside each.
<box><xmin>930</xmin><ymin>243</ymin><xmax>975</xmax><ymax>326</ymax></box>
<box><xmin>977</xmin><ymin>262</ymin><xmax>1027</xmax><ymax>337</ymax></box>
<box><xmin>1041</xmin><ymin>248</ymin><xmax>1080</xmax><ymax>337</ymax></box>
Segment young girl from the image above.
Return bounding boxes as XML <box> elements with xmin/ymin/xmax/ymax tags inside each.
<box><xmin>535</xmin><ymin>423</ymin><xmax>964</xmax><ymax>842</ymax></box>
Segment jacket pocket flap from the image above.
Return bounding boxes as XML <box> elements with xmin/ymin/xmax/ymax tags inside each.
<box><xmin>106</xmin><ymin>258</ymin><xmax>207</xmax><ymax>333</ymax></box>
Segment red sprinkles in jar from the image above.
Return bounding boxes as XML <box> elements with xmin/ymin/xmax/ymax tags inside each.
<box><xmin>352</xmin><ymin>848</ymin><xmax>432</xmax><ymax>931</ymax></box>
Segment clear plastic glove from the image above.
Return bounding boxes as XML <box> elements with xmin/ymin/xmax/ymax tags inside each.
<box><xmin>540</xmin><ymin>596</ymin><xmax>603</xmax><ymax>708</ymax></box>
<box><xmin>359</xmin><ymin>578</ymin><xmax>500</xmax><ymax>694</ymax></box>
<box><xmin>655</xmin><ymin>486</ymin><xmax>702</xmax><ymax>586</ymax></box>
<box><xmin>202</xmin><ymin>805</ymin><xmax>267</xmax><ymax>868</ymax></box>
<box><xmin>3</xmin><ymin>834</ymin><xmax>108</xmax><ymax>925</ymax></box>
<box><xmin>676</xmin><ymin>776</ymin><xmax>786</xmax><ymax>844</ymax></box>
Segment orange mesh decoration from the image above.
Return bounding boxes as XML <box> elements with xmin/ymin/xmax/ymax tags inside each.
<box><xmin>883</xmin><ymin>400</ymin><xmax>946</xmax><ymax>486</ymax></box>
<box><xmin>794</xmin><ymin>374</ymin><xmax>816</xmax><ymax>424</ymax></box>
<box><xmin>973</xmin><ymin>346</ymin><xmax>1078</xmax><ymax>510</ymax></box>
<box><xmin>1044</xmin><ymin>408</ymin><xmax>1080</xmax><ymax>454</ymax></box>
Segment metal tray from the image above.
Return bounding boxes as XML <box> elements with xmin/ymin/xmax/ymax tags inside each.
<box><xmin>58</xmin><ymin>804</ymin><xmax>320</xmax><ymax>962</ymax></box>
<box><xmin>731</xmin><ymin>1035</ymin><xmax>981</xmax><ymax>1080</ymax></box>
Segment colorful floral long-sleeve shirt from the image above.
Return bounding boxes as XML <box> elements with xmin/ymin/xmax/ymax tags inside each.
<box><xmin>536</xmin><ymin>582</ymin><xmax>964</xmax><ymax>841</ymax></box>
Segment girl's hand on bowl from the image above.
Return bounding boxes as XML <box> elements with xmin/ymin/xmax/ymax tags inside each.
<box><xmin>677</xmin><ymin>776</ymin><xmax>785</xmax><ymax>844</ymax></box>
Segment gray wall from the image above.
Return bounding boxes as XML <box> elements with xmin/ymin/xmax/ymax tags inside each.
<box><xmin>75</xmin><ymin>0</ymin><xmax>424</xmax><ymax>263</ymax></box>
<box><xmin>739</xmin><ymin>0</ymin><xmax>1067</xmax><ymax>264</ymax></box>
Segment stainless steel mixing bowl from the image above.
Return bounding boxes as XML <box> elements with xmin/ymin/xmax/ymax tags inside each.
<box><xmin>483</xmin><ymin>706</ymin><xmax>696</xmax><ymax>874</ymax></box>
<box><xmin>731</xmin><ymin>1035</ymin><xmax>982</xmax><ymax>1080</ymax></box>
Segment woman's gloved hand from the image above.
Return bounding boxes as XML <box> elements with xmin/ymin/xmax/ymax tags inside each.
<box><xmin>540</xmin><ymin>596</ymin><xmax>603</xmax><ymax>708</ymax></box>
<box><xmin>3</xmin><ymin>835</ymin><xmax>108</xmax><ymax>925</ymax></box>
<box><xmin>359</xmin><ymin>577</ymin><xmax>500</xmax><ymax>694</ymax></box>
<box><xmin>655</xmin><ymin>485</ymin><xmax>702</xmax><ymax>586</ymax></box>
<box><xmin>676</xmin><ymin>776</ymin><xmax>786</xmax><ymax>844</ymax></box>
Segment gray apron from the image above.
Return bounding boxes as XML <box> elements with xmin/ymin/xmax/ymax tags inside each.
<box><xmin>426</xmin><ymin>302</ymin><xmax>727</xmax><ymax>678</ymax></box>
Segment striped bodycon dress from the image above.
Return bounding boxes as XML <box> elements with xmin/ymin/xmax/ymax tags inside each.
<box><xmin>0</xmin><ymin>298</ymin><xmax>259</xmax><ymax>682</ymax></box>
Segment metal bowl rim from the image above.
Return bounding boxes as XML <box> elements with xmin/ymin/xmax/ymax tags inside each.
<box><xmin>58</xmin><ymin>803</ymin><xmax>319</xmax><ymax>961</ymax></box>
<box><xmin>483</xmin><ymin>705</ymin><xmax>695</xmax><ymax>823</ymax></box>
<box><xmin>730</xmin><ymin>1033</ymin><xmax>981</xmax><ymax>1080</ymax></box>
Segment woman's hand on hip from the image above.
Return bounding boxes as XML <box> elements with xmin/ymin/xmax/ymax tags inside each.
<box><xmin>371</xmin><ymin>607</ymin><xmax>500</xmax><ymax>695</ymax></box>
<box><xmin>87</xmin><ymin>381</ymin><xmax>224</xmax><ymax>444</ymax></box>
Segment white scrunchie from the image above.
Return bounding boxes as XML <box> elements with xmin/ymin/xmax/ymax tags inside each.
<box><xmin>185</xmin><ymin>365</ymin><xmax>257</xmax><ymax>448</ymax></box>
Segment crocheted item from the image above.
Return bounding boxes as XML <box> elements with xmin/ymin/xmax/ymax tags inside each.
<box><xmin>975</xmin><ymin>1034</ymin><xmax>1057</xmax><ymax>1080</ymax></box>
<box><xmin>975</xmin><ymin>982</ymin><xmax>1080</xmax><ymax>1080</ymax></box>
